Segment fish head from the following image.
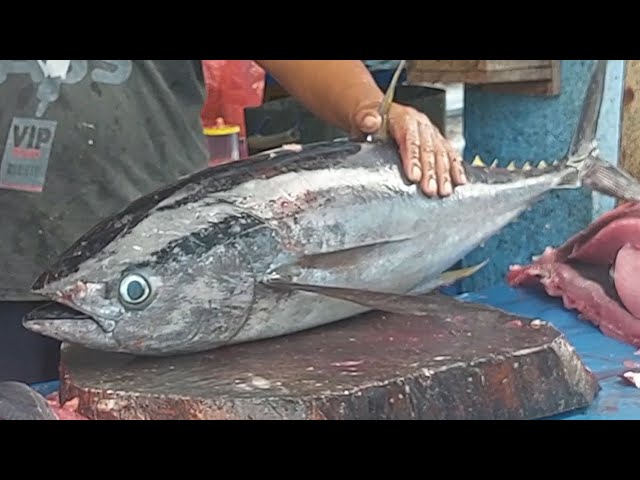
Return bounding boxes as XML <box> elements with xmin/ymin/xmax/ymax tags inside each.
<box><xmin>23</xmin><ymin>186</ymin><xmax>258</xmax><ymax>356</ymax></box>
<box><xmin>25</xmin><ymin>241</ymin><xmax>257</xmax><ymax>355</ymax></box>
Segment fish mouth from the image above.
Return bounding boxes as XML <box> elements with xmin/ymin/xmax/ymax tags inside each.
<box><xmin>22</xmin><ymin>303</ymin><xmax>118</xmax><ymax>350</ymax></box>
<box><xmin>30</xmin><ymin>271</ymin><xmax>119</xmax><ymax>333</ymax></box>
<box><xmin>32</xmin><ymin>269</ymin><xmax>55</xmax><ymax>292</ymax></box>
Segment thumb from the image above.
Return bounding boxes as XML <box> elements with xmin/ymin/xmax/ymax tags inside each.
<box><xmin>353</xmin><ymin>108</ymin><xmax>382</xmax><ymax>134</ymax></box>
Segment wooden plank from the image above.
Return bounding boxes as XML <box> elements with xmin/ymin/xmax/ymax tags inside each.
<box><xmin>620</xmin><ymin>60</ymin><xmax>640</xmax><ymax>181</ymax></box>
<box><xmin>407</xmin><ymin>60</ymin><xmax>561</xmax><ymax>96</ymax></box>
<box><xmin>408</xmin><ymin>66</ymin><xmax>552</xmax><ymax>85</ymax></box>
<box><xmin>478</xmin><ymin>61</ymin><xmax>562</xmax><ymax>96</ymax></box>
<box><xmin>408</xmin><ymin>60</ymin><xmax>550</xmax><ymax>74</ymax></box>
<box><xmin>407</xmin><ymin>60</ymin><xmax>480</xmax><ymax>72</ymax></box>
<box><xmin>58</xmin><ymin>293</ymin><xmax>599</xmax><ymax>420</ymax></box>
<box><xmin>483</xmin><ymin>60</ymin><xmax>551</xmax><ymax>71</ymax></box>
<box><xmin>407</xmin><ymin>60</ymin><xmax>554</xmax><ymax>85</ymax></box>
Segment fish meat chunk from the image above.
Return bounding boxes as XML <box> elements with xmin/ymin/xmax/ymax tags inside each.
<box><xmin>508</xmin><ymin>201</ymin><xmax>640</xmax><ymax>347</ymax></box>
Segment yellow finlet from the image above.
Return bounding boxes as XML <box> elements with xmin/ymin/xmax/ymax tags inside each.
<box><xmin>522</xmin><ymin>161</ymin><xmax>532</xmax><ymax>171</ymax></box>
<box><xmin>472</xmin><ymin>156</ymin><xmax>486</xmax><ymax>167</ymax></box>
<box><xmin>437</xmin><ymin>259</ymin><xmax>490</xmax><ymax>286</ymax></box>
<box><xmin>506</xmin><ymin>161</ymin><xmax>517</xmax><ymax>171</ymax></box>
<box><xmin>537</xmin><ymin>160</ymin><xmax>549</xmax><ymax>169</ymax></box>
<box><xmin>490</xmin><ymin>159</ymin><xmax>499</xmax><ymax>168</ymax></box>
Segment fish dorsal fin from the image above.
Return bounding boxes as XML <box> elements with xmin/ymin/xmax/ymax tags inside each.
<box><xmin>467</xmin><ymin>62</ymin><xmax>607</xmax><ymax>178</ymax></box>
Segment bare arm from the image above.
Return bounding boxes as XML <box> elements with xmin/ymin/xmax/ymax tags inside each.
<box><xmin>254</xmin><ymin>60</ymin><xmax>384</xmax><ymax>135</ymax></box>
<box><xmin>254</xmin><ymin>60</ymin><xmax>466</xmax><ymax>197</ymax></box>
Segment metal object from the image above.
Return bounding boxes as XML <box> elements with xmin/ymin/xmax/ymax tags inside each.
<box><xmin>373</xmin><ymin>59</ymin><xmax>407</xmax><ymax>143</ymax></box>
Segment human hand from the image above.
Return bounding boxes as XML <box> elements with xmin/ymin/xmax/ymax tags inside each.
<box><xmin>352</xmin><ymin>102</ymin><xmax>467</xmax><ymax>198</ymax></box>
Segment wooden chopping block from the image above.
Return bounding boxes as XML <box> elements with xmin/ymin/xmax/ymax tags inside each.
<box><xmin>58</xmin><ymin>293</ymin><xmax>599</xmax><ymax>420</ymax></box>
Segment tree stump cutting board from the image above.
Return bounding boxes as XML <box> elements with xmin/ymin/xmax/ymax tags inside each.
<box><xmin>58</xmin><ymin>293</ymin><xmax>599</xmax><ymax>420</ymax></box>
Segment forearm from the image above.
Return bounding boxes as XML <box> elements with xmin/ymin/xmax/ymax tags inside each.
<box><xmin>255</xmin><ymin>60</ymin><xmax>384</xmax><ymax>133</ymax></box>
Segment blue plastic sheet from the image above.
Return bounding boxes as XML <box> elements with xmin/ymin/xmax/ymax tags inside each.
<box><xmin>29</xmin><ymin>380</ymin><xmax>59</xmax><ymax>397</ymax></box>
<box><xmin>457</xmin><ymin>283</ymin><xmax>640</xmax><ymax>420</ymax></box>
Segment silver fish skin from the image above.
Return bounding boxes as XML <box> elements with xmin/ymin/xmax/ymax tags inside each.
<box><xmin>21</xmin><ymin>60</ymin><xmax>640</xmax><ymax>356</ymax></box>
<box><xmin>0</xmin><ymin>382</ymin><xmax>58</xmax><ymax>420</ymax></box>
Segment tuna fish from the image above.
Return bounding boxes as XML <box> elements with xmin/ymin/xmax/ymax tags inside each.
<box><xmin>0</xmin><ymin>382</ymin><xmax>88</xmax><ymax>420</ymax></box>
<box><xmin>22</xmin><ymin>60</ymin><xmax>640</xmax><ymax>356</ymax></box>
<box><xmin>0</xmin><ymin>382</ymin><xmax>57</xmax><ymax>420</ymax></box>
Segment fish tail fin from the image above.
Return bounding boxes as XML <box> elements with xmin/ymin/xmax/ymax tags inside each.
<box><xmin>555</xmin><ymin>60</ymin><xmax>640</xmax><ymax>201</ymax></box>
<box><xmin>580</xmin><ymin>152</ymin><xmax>640</xmax><ymax>202</ymax></box>
<box><xmin>554</xmin><ymin>60</ymin><xmax>607</xmax><ymax>184</ymax></box>
<box><xmin>568</xmin><ymin>60</ymin><xmax>608</xmax><ymax>162</ymax></box>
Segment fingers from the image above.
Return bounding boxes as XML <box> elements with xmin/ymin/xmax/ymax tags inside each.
<box><xmin>371</xmin><ymin>103</ymin><xmax>467</xmax><ymax>197</ymax></box>
<box><xmin>433</xmin><ymin>129</ymin><xmax>452</xmax><ymax>197</ymax></box>
<box><xmin>418</xmin><ymin>122</ymin><xmax>437</xmax><ymax>196</ymax></box>
<box><xmin>392</xmin><ymin>108</ymin><xmax>467</xmax><ymax>197</ymax></box>
<box><xmin>444</xmin><ymin>134</ymin><xmax>467</xmax><ymax>186</ymax></box>
<box><xmin>401</xmin><ymin>120</ymin><xmax>423</xmax><ymax>185</ymax></box>
<box><xmin>352</xmin><ymin>107</ymin><xmax>383</xmax><ymax>137</ymax></box>
<box><xmin>410</xmin><ymin>119</ymin><xmax>464</xmax><ymax>198</ymax></box>
<box><xmin>359</xmin><ymin>112</ymin><xmax>381</xmax><ymax>134</ymax></box>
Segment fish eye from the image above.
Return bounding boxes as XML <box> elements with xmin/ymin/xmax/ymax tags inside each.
<box><xmin>119</xmin><ymin>273</ymin><xmax>151</xmax><ymax>306</ymax></box>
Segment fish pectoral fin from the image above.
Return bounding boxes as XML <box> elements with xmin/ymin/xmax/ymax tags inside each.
<box><xmin>277</xmin><ymin>237</ymin><xmax>414</xmax><ymax>275</ymax></box>
<box><xmin>263</xmin><ymin>278</ymin><xmax>441</xmax><ymax>316</ymax></box>
<box><xmin>262</xmin><ymin>259</ymin><xmax>490</xmax><ymax>317</ymax></box>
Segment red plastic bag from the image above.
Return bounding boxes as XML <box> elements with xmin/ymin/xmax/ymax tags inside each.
<box><xmin>200</xmin><ymin>60</ymin><xmax>266</xmax><ymax>140</ymax></box>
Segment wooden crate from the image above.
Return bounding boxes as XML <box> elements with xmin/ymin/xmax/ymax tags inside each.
<box><xmin>407</xmin><ymin>60</ymin><xmax>561</xmax><ymax>96</ymax></box>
